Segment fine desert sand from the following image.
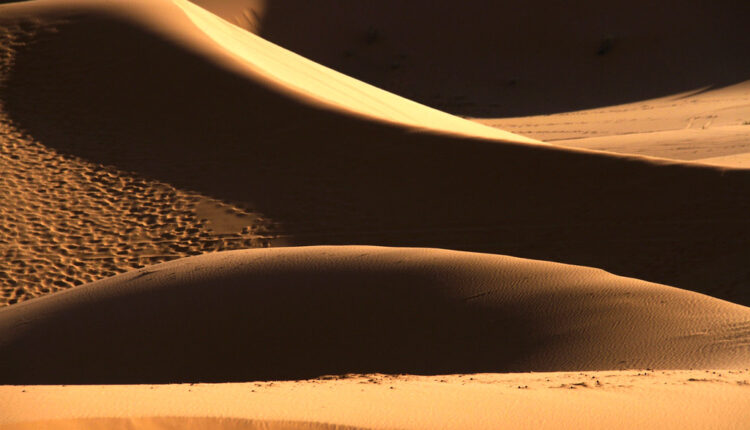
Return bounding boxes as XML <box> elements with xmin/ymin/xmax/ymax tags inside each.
<box><xmin>2</xmin><ymin>371</ymin><xmax>750</xmax><ymax>430</ymax></box>
<box><xmin>0</xmin><ymin>0</ymin><xmax>748</xmax><ymax>428</ymax></box>
<box><xmin>2</xmin><ymin>246</ymin><xmax>748</xmax><ymax>384</ymax></box>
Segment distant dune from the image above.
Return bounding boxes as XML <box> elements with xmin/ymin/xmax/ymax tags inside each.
<box><xmin>1</xmin><ymin>246</ymin><xmax>748</xmax><ymax>384</ymax></box>
<box><xmin>0</xmin><ymin>0</ymin><xmax>749</xmax><ymax>307</ymax></box>
<box><xmin>476</xmin><ymin>82</ymin><xmax>750</xmax><ymax>162</ymax></box>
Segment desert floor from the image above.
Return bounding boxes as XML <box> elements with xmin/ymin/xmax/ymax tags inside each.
<box><xmin>0</xmin><ymin>0</ymin><xmax>748</xmax><ymax>429</ymax></box>
<box><xmin>2</xmin><ymin>371</ymin><xmax>750</xmax><ymax>430</ymax></box>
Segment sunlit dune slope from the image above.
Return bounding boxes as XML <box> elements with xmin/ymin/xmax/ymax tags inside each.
<box><xmin>191</xmin><ymin>0</ymin><xmax>750</xmax><ymax>117</ymax></box>
<box><xmin>173</xmin><ymin>0</ymin><xmax>538</xmax><ymax>143</ymax></box>
<box><xmin>1</xmin><ymin>0</ymin><xmax>750</xmax><ymax>306</ymax></box>
<box><xmin>2</xmin><ymin>371</ymin><xmax>750</xmax><ymax>430</ymax></box>
<box><xmin>2</xmin><ymin>0</ymin><xmax>534</xmax><ymax>143</ymax></box>
<box><xmin>476</xmin><ymin>82</ymin><xmax>750</xmax><ymax>163</ymax></box>
<box><xmin>1</xmin><ymin>246</ymin><xmax>748</xmax><ymax>384</ymax></box>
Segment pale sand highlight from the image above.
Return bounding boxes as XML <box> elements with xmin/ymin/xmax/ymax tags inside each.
<box><xmin>190</xmin><ymin>0</ymin><xmax>266</xmax><ymax>33</ymax></box>
<box><xmin>477</xmin><ymin>82</ymin><xmax>750</xmax><ymax>164</ymax></box>
<box><xmin>1</xmin><ymin>372</ymin><xmax>749</xmax><ymax>430</ymax></box>
<box><xmin>697</xmin><ymin>152</ymin><xmax>750</xmax><ymax>169</ymax></box>
<box><xmin>174</xmin><ymin>0</ymin><xmax>540</xmax><ymax>144</ymax></box>
<box><xmin>188</xmin><ymin>0</ymin><xmax>750</xmax><ymax>118</ymax></box>
<box><xmin>188</xmin><ymin>0</ymin><xmax>750</xmax><ymax>166</ymax></box>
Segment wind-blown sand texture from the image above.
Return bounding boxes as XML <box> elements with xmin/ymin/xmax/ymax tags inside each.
<box><xmin>0</xmin><ymin>0</ymin><xmax>748</xmax><ymax>428</ymax></box>
<box><xmin>1</xmin><ymin>246</ymin><xmax>747</xmax><ymax>384</ymax></box>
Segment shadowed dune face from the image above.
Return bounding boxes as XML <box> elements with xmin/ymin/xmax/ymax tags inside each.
<box><xmin>1</xmin><ymin>4</ymin><xmax>750</xmax><ymax>305</ymax></box>
<box><xmin>200</xmin><ymin>0</ymin><xmax>750</xmax><ymax>116</ymax></box>
<box><xmin>0</xmin><ymin>247</ymin><xmax>748</xmax><ymax>384</ymax></box>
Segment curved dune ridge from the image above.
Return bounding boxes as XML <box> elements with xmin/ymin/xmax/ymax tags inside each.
<box><xmin>191</xmin><ymin>0</ymin><xmax>750</xmax><ymax>164</ymax></box>
<box><xmin>191</xmin><ymin>0</ymin><xmax>750</xmax><ymax>117</ymax></box>
<box><xmin>0</xmin><ymin>0</ymin><xmax>749</xmax><ymax>306</ymax></box>
<box><xmin>0</xmin><ymin>246</ymin><xmax>748</xmax><ymax>384</ymax></box>
<box><xmin>2</xmin><ymin>0</ymin><xmax>537</xmax><ymax>144</ymax></box>
<box><xmin>173</xmin><ymin>0</ymin><xmax>539</xmax><ymax>143</ymax></box>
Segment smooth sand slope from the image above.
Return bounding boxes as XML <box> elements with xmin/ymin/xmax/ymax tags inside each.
<box><xmin>477</xmin><ymin>82</ymin><xmax>750</xmax><ymax>163</ymax></box>
<box><xmin>1</xmin><ymin>246</ymin><xmax>749</xmax><ymax>384</ymax></box>
<box><xmin>192</xmin><ymin>0</ymin><xmax>750</xmax><ymax>117</ymax></box>
<box><xmin>1</xmin><ymin>371</ymin><xmax>750</xmax><ymax>430</ymax></box>
<box><xmin>0</xmin><ymin>0</ymin><xmax>749</xmax><ymax>306</ymax></box>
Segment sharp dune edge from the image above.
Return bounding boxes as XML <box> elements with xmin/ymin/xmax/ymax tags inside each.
<box><xmin>172</xmin><ymin>0</ymin><xmax>539</xmax><ymax>144</ymax></box>
<box><xmin>192</xmin><ymin>0</ymin><xmax>750</xmax><ymax>117</ymax></box>
<box><xmin>0</xmin><ymin>0</ymin><xmax>749</xmax><ymax>428</ymax></box>
<box><xmin>3</xmin><ymin>0</ymin><xmax>539</xmax><ymax>144</ymax></box>
<box><xmin>193</xmin><ymin>0</ymin><xmax>750</xmax><ymax>163</ymax></box>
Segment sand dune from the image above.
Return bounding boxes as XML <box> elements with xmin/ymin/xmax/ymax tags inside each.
<box><xmin>2</xmin><ymin>371</ymin><xmax>750</xmax><ymax>430</ymax></box>
<box><xmin>1</xmin><ymin>0</ymin><xmax>749</xmax><ymax>428</ymax></box>
<box><xmin>190</xmin><ymin>0</ymin><xmax>266</xmax><ymax>33</ymax></box>
<box><xmin>1</xmin><ymin>246</ymin><xmax>748</xmax><ymax>384</ymax></box>
<box><xmin>0</xmin><ymin>0</ymin><xmax>531</xmax><ymax>306</ymax></box>
<box><xmin>698</xmin><ymin>152</ymin><xmax>750</xmax><ymax>168</ymax></box>
<box><xmin>477</xmin><ymin>82</ymin><xmax>750</xmax><ymax>163</ymax></box>
<box><xmin>194</xmin><ymin>0</ymin><xmax>750</xmax><ymax>166</ymax></box>
<box><xmin>191</xmin><ymin>0</ymin><xmax>750</xmax><ymax>117</ymax></box>
<box><xmin>0</xmin><ymin>0</ymin><xmax>749</xmax><ymax>307</ymax></box>
<box><xmin>173</xmin><ymin>0</ymin><xmax>540</xmax><ymax>143</ymax></box>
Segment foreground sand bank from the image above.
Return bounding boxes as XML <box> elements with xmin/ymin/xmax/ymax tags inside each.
<box><xmin>1</xmin><ymin>371</ymin><xmax>749</xmax><ymax>429</ymax></box>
